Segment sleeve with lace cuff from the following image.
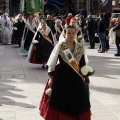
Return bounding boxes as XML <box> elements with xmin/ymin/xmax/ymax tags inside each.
<box><xmin>48</xmin><ymin>71</ymin><xmax>55</xmax><ymax>77</ymax></box>
<box><xmin>48</xmin><ymin>66</ymin><xmax>55</xmax><ymax>77</ymax></box>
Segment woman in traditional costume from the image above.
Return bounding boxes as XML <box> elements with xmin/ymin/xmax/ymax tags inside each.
<box><xmin>59</xmin><ymin>18</ymin><xmax>84</xmax><ymax>45</ymax></box>
<box><xmin>52</xmin><ymin>19</ymin><xmax>63</xmax><ymax>45</ymax></box>
<box><xmin>12</xmin><ymin>14</ymin><xmax>25</xmax><ymax>47</ymax></box>
<box><xmin>70</xmin><ymin>18</ymin><xmax>84</xmax><ymax>45</ymax></box>
<box><xmin>1</xmin><ymin>13</ymin><xmax>12</xmax><ymax>44</ymax></box>
<box><xmin>27</xmin><ymin>19</ymin><xmax>54</xmax><ymax>68</ymax></box>
<box><xmin>20</xmin><ymin>15</ymin><xmax>37</xmax><ymax>54</ymax></box>
<box><xmin>39</xmin><ymin>25</ymin><xmax>94</xmax><ymax>120</ymax></box>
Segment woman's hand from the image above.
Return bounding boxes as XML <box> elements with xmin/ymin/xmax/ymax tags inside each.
<box><xmin>48</xmin><ymin>76</ymin><xmax>53</xmax><ymax>88</ymax></box>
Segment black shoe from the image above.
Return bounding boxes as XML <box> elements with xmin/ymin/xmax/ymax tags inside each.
<box><xmin>88</xmin><ymin>47</ymin><xmax>92</xmax><ymax>49</ymax></box>
<box><xmin>105</xmin><ymin>49</ymin><xmax>108</xmax><ymax>52</ymax></box>
<box><xmin>42</xmin><ymin>64</ymin><xmax>45</xmax><ymax>68</ymax></box>
<box><xmin>88</xmin><ymin>47</ymin><xmax>94</xmax><ymax>49</ymax></box>
<box><xmin>98</xmin><ymin>50</ymin><xmax>105</xmax><ymax>53</ymax></box>
<box><xmin>45</xmin><ymin>65</ymin><xmax>48</xmax><ymax>69</ymax></box>
<box><xmin>114</xmin><ymin>53</ymin><xmax>120</xmax><ymax>56</ymax></box>
<box><xmin>97</xmin><ymin>49</ymin><xmax>101</xmax><ymax>52</ymax></box>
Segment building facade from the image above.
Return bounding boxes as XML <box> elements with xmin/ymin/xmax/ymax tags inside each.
<box><xmin>73</xmin><ymin>0</ymin><xmax>120</xmax><ymax>15</ymax></box>
<box><xmin>112</xmin><ymin>0</ymin><xmax>120</xmax><ymax>12</ymax></box>
<box><xmin>0</xmin><ymin>0</ymin><xmax>120</xmax><ymax>16</ymax></box>
<box><xmin>0</xmin><ymin>0</ymin><xmax>19</xmax><ymax>16</ymax></box>
<box><xmin>0</xmin><ymin>0</ymin><xmax>9</xmax><ymax>14</ymax></box>
<box><xmin>72</xmin><ymin>0</ymin><xmax>99</xmax><ymax>15</ymax></box>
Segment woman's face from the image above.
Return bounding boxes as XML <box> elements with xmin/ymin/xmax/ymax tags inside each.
<box><xmin>70</xmin><ymin>20</ymin><xmax>77</xmax><ymax>27</ymax></box>
<box><xmin>19</xmin><ymin>14</ymin><xmax>22</xmax><ymax>19</ymax></box>
<box><xmin>4</xmin><ymin>15</ymin><xmax>7</xmax><ymax>19</ymax></box>
<box><xmin>65</xmin><ymin>28</ymin><xmax>76</xmax><ymax>42</ymax></box>
<box><xmin>57</xmin><ymin>21</ymin><xmax>61</xmax><ymax>27</ymax></box>
<box><xmin>41</xmin><ymin>20</ymin><xmax>46</xmax><ymax>28</ymax></box>
<box><xmin>29</xmin><ymin>16</ymin><xmax>33</xmax><ymax>22</ymax></box>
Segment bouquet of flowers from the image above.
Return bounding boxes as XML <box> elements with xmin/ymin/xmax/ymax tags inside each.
<box><xmin>45</xmin><ymin>88</ymin><xmax>52</xmax><ymax>97</ymax></box>
<box><xmin>13</xmin><ymin>27</ymin><xmax>18</xmax><ymax>30</ymax></box>
<box><xmin>81</xmin><ymin>65</ymin><xmax>95</xmax><ymax>77</ymax></box>
<box><xmin>32</xmin><ymin>40</ymin><xmax>39</xmax><ymax>49</ymax></box>
<box><xmin>77</xmin><ymin>34</ymin><xmax>84</xmax><ymax>44</ymax></box>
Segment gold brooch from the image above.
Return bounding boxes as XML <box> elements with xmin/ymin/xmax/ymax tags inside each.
<box><xmin>61</xmin><ymin>42</ymin><xmax>67</xmax><ymax>50</ymax></box>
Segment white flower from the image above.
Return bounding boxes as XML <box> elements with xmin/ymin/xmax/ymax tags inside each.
<box><xmin>45</xmin><ymin>88</ymin><xmax>52</xmax><ymax>96</ymax></box>
<box><xmin>81</xmin><ymin>66</ymin><xmax>88</xmax><ymax>76</ymax></box>
<box><xmin>32</xmin><ymin>40</ymin><xmax>39</xmax><ymax>44</ymax></box>
<box><xmin>87</xmin><ymin>66</ymin><xmax>94</xmax><ymax>72</ymax></box>
<box><xmin>95</xmin><ymin>33</ymin><xmax>98</xmax><ymax>37</ymax></box>
<box><xmin>109</xmin><ymin>37</ymin><xmax>115</xmax><ymax>45</ymax></box>
<box><xmin>78</xmin><ymin>35</ymin><xmax>82</xmax><ymax>39</ymax></box>
<box><xmin>81</xmin><ymin>65</ymin><xmax>94</xmax><ymax>76</ymax></box>
<box><xmin>15</xmin><ymin>19</ymin><xmax>18</xmax><ymax>23</ymax></box>
<box><xmin>13</xmin><ymin>27</ymin><xmax>17</xmax><ymax>30</ymax></box>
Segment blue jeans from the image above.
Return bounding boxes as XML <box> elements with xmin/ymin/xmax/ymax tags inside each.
<box><xmin>98</xmin><ymin>32</ymin><xmax>106</xmax><ymax>51</ymax></box>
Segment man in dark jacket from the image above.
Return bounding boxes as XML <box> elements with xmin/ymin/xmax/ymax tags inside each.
<box><xmin>79</xmin><ymin>15</ymin><xmax>86</xmax><ymax>34</ymax></box>
<box><xmin>97</xmin><ymin>14</ymin><xmax>106</xmax><ymax>53</ymax></box>
<box><xmin>46</xmin><ymin>15</ymin><xmax>55</xmax><ymax>30</ymax></box>
<box><xmin>13</xmin><ymin>14</ymin><xmax>25</xmax><ymax>47</ymax></box>
<box><xmin>87</xmin><ymin>15</ymin><xmax>97</xmax><ymax>49</ymax></box>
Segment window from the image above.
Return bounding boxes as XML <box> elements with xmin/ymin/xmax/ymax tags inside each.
<box><xmin>112</xmin><ymin>0</ymin><xmax>115</xmax><ymax>5</ymax></box>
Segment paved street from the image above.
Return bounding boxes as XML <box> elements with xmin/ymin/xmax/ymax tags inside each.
<box><xmin>0</xmin><ymin>43</ymin><xmax>120</xmax><ymax>120</ymax></box>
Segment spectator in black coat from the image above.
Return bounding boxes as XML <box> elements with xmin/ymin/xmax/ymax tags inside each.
<box><xmin>13</xmin><ymin>14</ymin><xmax>25</xmax><ymax>47</ymax></box>
<box><xmin>87</xmin><ymin>15</ymin><xmax>98</xmax><ymax>49</ymax></box>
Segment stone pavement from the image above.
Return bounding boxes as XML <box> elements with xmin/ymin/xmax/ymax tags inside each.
<box><xmin>0</xmin><ymin>43</ymin><xmax>120</xmax><ymax>120</ymax></box>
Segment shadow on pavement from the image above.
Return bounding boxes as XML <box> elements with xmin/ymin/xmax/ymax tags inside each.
<box><xmin>0</xmin><ymin>79</ymin><xmax>36</xmax><ymax>108</ymax></box>
<box><xmin>11</xmin><ymin>45</ymin><xmax>19</xmax><ymax>48</ymax></box>
<box><xmin>90</xmin><ymin>85</ymin><xmax>120</xmax><ymax>95</ymax></box>
<box><xmin>88</xmin><ymin>55</ymin><xmax>120</xmax><ymax>78</ymax></box>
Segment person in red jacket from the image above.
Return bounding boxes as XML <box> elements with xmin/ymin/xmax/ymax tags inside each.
<box><xmin>65</xmin><ymin>13</ymin><xmax>72</xmax><ymax>26</ymax></box>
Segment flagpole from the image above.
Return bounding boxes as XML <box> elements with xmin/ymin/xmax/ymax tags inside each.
<box><xmin>42</xmin><ymin>0</ymin><xmax>44</xmax><ymax>17</ymax></box>
<box><xmin>20</xmin><ymin>0</ymin><xmax>25</xmax><ymax>14</ymax></box>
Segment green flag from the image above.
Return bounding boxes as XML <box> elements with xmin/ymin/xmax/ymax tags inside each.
<box><xmin>26</xmin><ymin>0</ymin><xmax>40</xmax><ymax>13</ymax></box>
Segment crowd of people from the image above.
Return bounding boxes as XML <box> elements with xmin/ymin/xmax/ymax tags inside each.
<box><xmin>0</xmin><ymin>13</ymin><xmax>120</xmax><ymax>56</ymax></box>
<box><xmin>0</xmin><ymin>12</ymin><xmax>119</xmax><ymax>120</ymax></box>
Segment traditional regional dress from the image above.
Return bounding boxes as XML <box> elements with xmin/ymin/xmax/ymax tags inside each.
<box><xmin>12</xmin><ymin>19</ymin><xmax>25</xmax><ymax>46</ymax></box>
<box><xmin>76</xmin><ymin>25</ymin><xmax>84</xmax><ymax>45</ymax></box>
<box><xmin>39</xmin><ymin>41</ymin><xmax>91</xmax><ymax>120</ymax></box>
<box><xmin>52</xmin><ymin>26</ymin><xmax>63</xmax><ymax>45</ymax></box>
<box><xmin>59</xmin><ymin>26</ymin><xmax>84</xmax><ymax>45</ymax></box>
<box><xmin>1</xmin><ymin>17</ymin><xmax>12</xmax><ymax>44</ymax></box>
<box><xmin>20</xmin><ymin>21</ymin><xmax>37</xmax><ymax>54</ymax></box>
<box><xmin>27</xmin><ymin>26</ymin><xmax>54</xmax><ymax>64</ymax></box>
